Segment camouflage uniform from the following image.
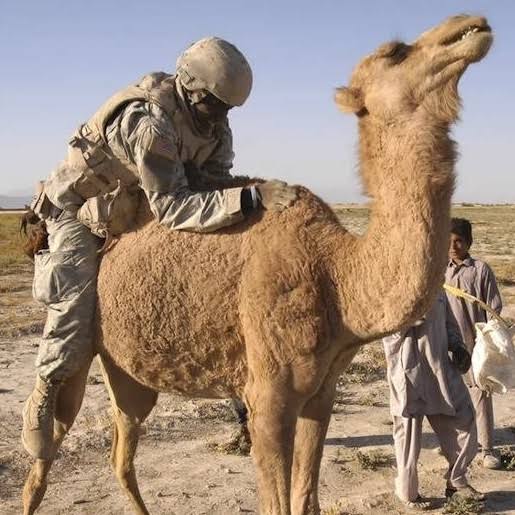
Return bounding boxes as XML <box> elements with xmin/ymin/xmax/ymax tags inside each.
<box><xmin>34</xmin><ymin>73</ymin><xmax>245</xmax><ymax>381</ymax></box>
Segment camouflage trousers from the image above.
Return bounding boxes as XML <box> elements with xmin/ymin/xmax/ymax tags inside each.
<box><xmin>33</xmin><ymin>209</ymin><xmax>102</xmax><ymax>381</ymax></box>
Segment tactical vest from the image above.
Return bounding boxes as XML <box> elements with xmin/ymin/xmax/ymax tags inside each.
<box><xmin>67</xmin><ymin>72</ymin><xmax>179</xmax><ymax>200</ymax></box>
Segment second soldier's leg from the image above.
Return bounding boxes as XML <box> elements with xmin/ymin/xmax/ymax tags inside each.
<box><xmin>231</xmin><ymin>398</ymin><xmax>248</xmax><ymax>425</ymax></box>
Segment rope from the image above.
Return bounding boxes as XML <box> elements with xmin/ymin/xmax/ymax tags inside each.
<box><xmin>443</xmin><ymin>283</ymin><xmax>511</xmax><ymax>329</ymax></box>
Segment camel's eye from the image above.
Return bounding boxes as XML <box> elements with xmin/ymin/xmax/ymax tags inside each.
<box><xmin>378</xmin><ymin>41</ymin><xmax>410</xmax><ymax>64</ymax></box>
<box><xmin>386</xmin><ymin>42</ymin><xmax>410</xmax><ymax>64</ymax></box>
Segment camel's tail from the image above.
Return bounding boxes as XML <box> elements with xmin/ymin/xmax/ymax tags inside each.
<box><xmin>19</xmin><ymin>209</ymin><xmax>49</xmax><ymax>260</ymax></box>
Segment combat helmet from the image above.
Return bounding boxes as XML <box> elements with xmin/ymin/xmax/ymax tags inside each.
<box><xmin>176</xmin><ymin>37</ymin><xmax>253</xmax><ymax>107</ymax></box>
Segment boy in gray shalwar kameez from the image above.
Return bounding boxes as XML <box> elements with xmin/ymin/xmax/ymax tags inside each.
<box><xmin>445</xmin><ymin>217</ymin><xmax>503</xmax><ymax>469</ymax></box>
<box><xmin>383</xmin><ymin>291</ymin><xmax>483</xmax><ymax>508</ymax></box>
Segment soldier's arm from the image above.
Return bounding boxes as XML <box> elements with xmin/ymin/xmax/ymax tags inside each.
<box><xmin>186</xmin><ymin>122</ymin><xmax>252</xmax><ymax>190</ymax></box>
<box><xmin>112</xmin><ymin>103</ymin><xmax>254</xmax><ymax>232</ymax></box>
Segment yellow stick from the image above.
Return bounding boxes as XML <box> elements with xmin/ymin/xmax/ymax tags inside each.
<box><xmin>443</xmin><ymin>283</ymin><xmax>510</xmax><ymax>328</ymax></box>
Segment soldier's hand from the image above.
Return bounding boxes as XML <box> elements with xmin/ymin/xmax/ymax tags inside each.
<box><xmin>256</xmin><ymin>180</ymin><xmax>297</xmax><ymax>211</ymax></box>
<box><xmin>450</xmin><ymin>346</ymin><xmax>471</xmax><ymax>374</ymax></box>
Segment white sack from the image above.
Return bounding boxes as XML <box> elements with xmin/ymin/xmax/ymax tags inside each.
<box><xmin>472</xmin><ymin>320</ymin><xmax>515</xmax><ymax>394</ymax></box>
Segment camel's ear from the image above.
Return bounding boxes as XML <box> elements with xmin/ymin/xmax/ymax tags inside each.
<box><xmin>334</xmin><ymin>86</ymin><xmax>365</xmax><ymax>114</ymax></box>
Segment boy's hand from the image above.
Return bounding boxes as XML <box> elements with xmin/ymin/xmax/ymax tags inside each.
<box><xmin>450</xmin><ymin>346</ymin><xmax>471</xmax><ymax>374</ymax></box>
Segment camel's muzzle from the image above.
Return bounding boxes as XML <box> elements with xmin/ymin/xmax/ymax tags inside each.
<box><xmin>441</xmin><ymin>23</ymin><xmax>492</xmax><ymax>46</ymax></box>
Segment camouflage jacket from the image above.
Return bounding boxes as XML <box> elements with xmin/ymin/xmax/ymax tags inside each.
<box><xmin>43</xmin><ymin>73</ymin><xmax>243</xmax><ymax>233</ymax></box>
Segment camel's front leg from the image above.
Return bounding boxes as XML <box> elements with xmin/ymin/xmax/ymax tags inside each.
<box><xmin>245</xmin><ymin>375</ymin><xmax>301</xmax><ymax>515</ymax></box>
<box><xmin>290</xmin><ymin>378</ymin><xmax>337</xmax><ymax>515</ymax></box>
<box><xmin>291</xmin><ymin>347</ymin><xmax>358</xmax><ymax>515</ymax></box>
<box><xmin>23</xmin><ymin>360</ymin><xmax>91</xmax><ymax>515</ymax></box>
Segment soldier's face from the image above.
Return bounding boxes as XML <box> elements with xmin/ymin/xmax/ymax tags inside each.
<box><xmin>194</xmin><ymin>93</ymin><xmax>233</xmax><ymax>123</ymax></box>
<box><xmin>449</xmin><ymin>233</ymin><xmax>470</xmax><ymax>262</ymax></box>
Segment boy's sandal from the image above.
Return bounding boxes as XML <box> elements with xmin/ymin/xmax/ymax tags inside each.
<box><xmin>404</xmin><ymin>495</ymin><xmax>433</xmax><ymax>510</ymax></box>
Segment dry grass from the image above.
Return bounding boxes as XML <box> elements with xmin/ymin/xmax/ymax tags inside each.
<box><xmin>340</xmin><ymin>343</ymin><xmax>386</xmax><ymax>385</ymax></box>
<box><xmin>0</xmin><ymin>213</ymin><xmax>44</xmax><ymax>337</ymax></box>
<box><xmin>329</xmin><ymin>447</ymin><xmax>369</xmax><ymax>472</ymax></box>
<box><xmin>207</xmin><ymin>426</ymin><xmax>252</xmax><ymax>456</ymax></box>
<box><xmin>322</xmin><ymin>503</ymin><xmax>351</xmax><ymax>515</ymax></box>
<box><xmin>354</xmin><ymin>448</ymin><xmax>394</xmax><ymax>471</ymax></box>
<box><xmin>0</xmin><ymin>213</ymin><xmax>30</xmax><ymax>270</ymax></box>
<box><xmin>443</xmin><ymin>496</ymin><xmax>483</xmax><ymax>514</ymax></box>
<box><xmin>499</xmin><ymin>445</ymin><xmax>515</xmax><ymax>471</ymax></box>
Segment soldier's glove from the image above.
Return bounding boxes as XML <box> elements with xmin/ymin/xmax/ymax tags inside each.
<box><xmin>256</xmin><ymin>180</ymin><xmax>297</xmax><ymax>211</ymax></box>
<box><xmin>449</xmin><ymin>346</ymin><xmax>472</xmax><ymax>374</ymax></box>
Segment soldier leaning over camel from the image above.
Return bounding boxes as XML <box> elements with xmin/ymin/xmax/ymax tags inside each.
<box><xmin>22</xmin><ymin>37</ymin><xmax>297</xmax><ymax>460</ymax></box>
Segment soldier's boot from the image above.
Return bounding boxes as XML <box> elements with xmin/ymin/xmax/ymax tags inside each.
<box><xmin>22</xmin><ymin>376</ymin><xmax>61</xmax><ymax>459</ymax></box>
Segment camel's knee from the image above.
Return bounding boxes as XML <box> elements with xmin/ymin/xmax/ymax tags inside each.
<box><xmin>111</xmin><ymin>416</ymin><xmax>139</xmax><ymax>469</ymax></box>
<box><xmin>114</xmin><ymin>461</ymin><xmax>137</xmax><ymax>490</ymax></box>
<box><xmin>112</xmin><ymin>450</ymin><xmax>137</xmax><ymax>493</ymax></box>
<box><xmin>24</xmin><ymin>468</ymin><xmax>46</xmax><ymax>495</ymax></box>
<box><xmin>109</xmin><ymin>419</ymin><xmax>119</xmax><ymax>463</ymax></box>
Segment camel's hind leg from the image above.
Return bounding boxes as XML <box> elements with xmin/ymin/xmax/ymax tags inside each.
<box><xmin>99</xmin><ymin>356</ymin><xmax>158</xmax><ymax>515</ymax></box>
<box><xmin>23</xmin><ymin>360</ymin><xmax>91</xmax><ymax>515</ymax></box>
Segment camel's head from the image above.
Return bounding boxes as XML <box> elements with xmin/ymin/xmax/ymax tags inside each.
<box><xmin>335</xmin><ymin>15</ymin><xmax>493</xmax><ymax>124</ymax></box>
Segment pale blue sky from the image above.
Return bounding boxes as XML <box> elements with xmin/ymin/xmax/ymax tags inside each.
<box><xmin>1</xmin><ymin>0</ymin><xmax>513</xmax><ymax>202</ymax></box>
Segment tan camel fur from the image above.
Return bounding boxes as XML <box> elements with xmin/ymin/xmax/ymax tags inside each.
<box><xmin>22</xmin><ymin>14</ymin><xmax>492</xmax><ymax>515</ymax></box>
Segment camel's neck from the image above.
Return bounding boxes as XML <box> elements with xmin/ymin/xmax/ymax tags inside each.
<box><xmin>332</xmin><ymin>115</ymin><xmax>456</xmax><ymax>341</ymax></box>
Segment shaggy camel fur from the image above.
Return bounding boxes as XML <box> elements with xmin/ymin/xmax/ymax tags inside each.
<box><xmin>23</xmin><ymin>14</ymin><xmax>492</xmax><ymax>515</ymax></box>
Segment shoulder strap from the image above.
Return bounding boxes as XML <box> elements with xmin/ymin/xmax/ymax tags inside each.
<box><xmin>87</xmin><ymin>73</ymin><xmax>178</xmax><ymax>143</ymax></box>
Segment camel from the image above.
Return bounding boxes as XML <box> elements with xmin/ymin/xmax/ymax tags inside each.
<box><xmin>22</xmin><ymin>14</ymin><xmax>493</xmax><ymax>515</ymax></box>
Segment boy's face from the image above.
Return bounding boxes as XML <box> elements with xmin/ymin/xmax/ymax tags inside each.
<box><xmin>449</xmin><ymin>233</ymin><xmax>471</xmax><ymax>262</ymax></box>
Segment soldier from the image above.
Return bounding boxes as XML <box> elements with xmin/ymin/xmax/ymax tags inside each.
<box><xmin>22</xmin><ymin>37</ymin><xmax>296</xmax><ymax>459</ymax></box>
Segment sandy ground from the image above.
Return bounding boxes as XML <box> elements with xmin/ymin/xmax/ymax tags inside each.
<box><xmin>1</xmin><ymin>335</ymin><xmax>514</xmax><ymax>515</ymax></box>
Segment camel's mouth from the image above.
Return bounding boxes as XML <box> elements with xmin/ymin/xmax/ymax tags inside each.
<box><xmin>441</xmin><ymin>23</ymin><xmax>492</xmax><ymax>47</ymax></box>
